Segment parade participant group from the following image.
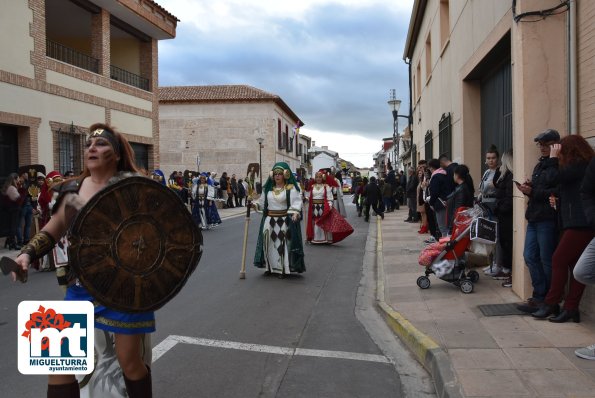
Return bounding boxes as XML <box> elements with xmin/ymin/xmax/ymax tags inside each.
<box><xmin>0</xmin><ymin>121</ymin><xmax>360</xmax><ymax>397</ymax></box>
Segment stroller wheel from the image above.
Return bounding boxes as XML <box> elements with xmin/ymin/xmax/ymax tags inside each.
<box><xmin>417</xmin><ymin>276</ymin><xmax>431</xmax><ymax>289</ymax></box>
<box><xmin>460</xmin><ymin>280</ymin><xmax>474</xmax><ymax>294</ymax></box>
<box><xmin>468</xmin><ymin>270</ymin><xmax>480</xmax><ymax>283</ymax></box>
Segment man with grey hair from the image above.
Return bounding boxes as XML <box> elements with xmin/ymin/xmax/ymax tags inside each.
<box><xmin>405</xmin><ymin>167</ymin><xmax>419</xmax><ymax>222</ymax></box>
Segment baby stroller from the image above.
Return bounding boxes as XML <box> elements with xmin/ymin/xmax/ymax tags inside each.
<box><xmin>416</xmin><ymin>205</ymin><xmax>493</xmax><ymax>294</ymax></box>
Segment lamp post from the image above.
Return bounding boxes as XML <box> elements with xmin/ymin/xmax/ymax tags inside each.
<box><xmin>256</xmin><ymin>137</ymin><xmax>264</xmax><ymax>187</ymax></box>
<box><xmin>388</xmin><ymin>89</ymin><xmax>410</xmax><ymax>172</ymax></box>
<box><xmin>388</xmin><ymin>89</ymin><xmax>401</xmax><ymax>172</ymax></box>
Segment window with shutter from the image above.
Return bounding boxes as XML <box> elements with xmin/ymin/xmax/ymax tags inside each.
<box><xmin>278</xmin><ymin>119</ymin><xmax>284</xmax><ymax>149</ymax></box>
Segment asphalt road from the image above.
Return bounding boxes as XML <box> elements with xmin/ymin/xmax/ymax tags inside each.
<box><xmin>0</xmin><ymin>198</ymin><xmax>435</xmax><ymax>397</ymax></box>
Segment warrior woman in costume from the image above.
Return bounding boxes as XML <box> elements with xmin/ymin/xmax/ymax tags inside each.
<box><xmin>253</xmin><ymin>162</ymin><xmax>305</xmax><ymax>277</ymax></box>
<box><xmin>13</xmin><ymin>124</ymin><xmax>154</xmax><ymax>398</ymax></box>
<box><xmin>192</xmin><ymin>174</ymin><xmax>222</xmax><ymax>230</ymax></box>
<box><xmin>306</xmin><ymin>171</ymin><xmax>334</xmax><ymax>244</ymax></box>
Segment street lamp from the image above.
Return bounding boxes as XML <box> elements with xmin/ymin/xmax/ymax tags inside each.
<box><xmin>388</xmin><ymin>89</ymin><xmax>409</xmax><ymax>172</ymax></box>
<box><xmin>256</xmin><ymin>137</ymin><xmax>264</xmax><ymax>187</ymax></box>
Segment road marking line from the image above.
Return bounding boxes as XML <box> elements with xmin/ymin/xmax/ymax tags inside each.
<box><xmin>152</xmin><ymin>335</ymin><xmax>391</xmax><ymax>364</ymax></box>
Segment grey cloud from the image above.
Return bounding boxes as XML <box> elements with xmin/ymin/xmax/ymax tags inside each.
<box><xmin>159</xmin><ymin>2</ymin><xmax>412</xmax><ymax>140</ymax></box>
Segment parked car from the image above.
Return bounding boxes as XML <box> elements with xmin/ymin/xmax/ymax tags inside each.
<box><xmin>342</xmin><ymin>177</ymin><xmax>352</xmax><ymax>194</ymax></box>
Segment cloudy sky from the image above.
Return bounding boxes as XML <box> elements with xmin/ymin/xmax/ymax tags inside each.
<box><xmin>157</xmin><ymin>0</ymin><xmax>414</xmax><ymax>168</ymax></box>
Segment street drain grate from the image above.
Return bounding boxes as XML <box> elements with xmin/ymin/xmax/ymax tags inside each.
<box><xmin>478</xmin><ymin>303</ymin><xmax>526</xmax><ymax>316</ymax></box>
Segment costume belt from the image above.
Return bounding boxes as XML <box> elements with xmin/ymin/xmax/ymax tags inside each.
<box><xmin>312</xmin><ymin>199</ymin><xmax>325</xmax><ymax>204</ymax></box>
<box><xmin>268</xmin><ymin>210</ymin><xmax>288</xmax><ymax>217</ymax></box>
<box><xmin>198</xmin><ymin>195</ymin><xmax>205</xmax><ymax>199</ymax></box>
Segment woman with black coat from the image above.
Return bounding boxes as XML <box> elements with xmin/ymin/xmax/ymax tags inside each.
<box><xmin>532</xmin><ymin>135</ymin><xmax>595</xmax><ymax>322</ymax></box>
<box><xmin>494</xmin><ymin>150</ymin><xmax>514</xmax><ymax>286</ymax></box>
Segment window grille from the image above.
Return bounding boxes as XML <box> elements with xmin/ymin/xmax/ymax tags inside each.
<box><xmin>424</xmin><ymin>130</ymin><xmax>433</xmax><ymax>160</ymax></box>
<box><xmin>57</xmin><ymin>128</ymin><xmax>85</xmax><ymax>175</ymax></box>
<box><xmin>438</xmin><ymin>112</ymin><xmax>452</xmax><ymax>160</ymax></box>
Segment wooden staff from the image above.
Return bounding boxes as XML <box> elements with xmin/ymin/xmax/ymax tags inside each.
<box><xmin>239</xmin><ymin>198</ymin><xmax>252</xmax><ymax>279</ymax></box>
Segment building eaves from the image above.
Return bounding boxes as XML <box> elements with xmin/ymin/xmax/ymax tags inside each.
<box><xmin>95</xmin><ymin>0</ymin><xmax>179</xmax><ymax>39</ymax></box>
<box><xmin>159</xmin><ymin>85</ymin><xmax>303</xmax><ymax>125</ymax></box>
<box><xmin>403</xmin><ymin>0</ymin><xmax>427</xmax><ymax>60</ymax></box>
<box><xmin>149</xmin><ymin>0</ymin><xmax>180</xmax><ymax>22</ymax></box>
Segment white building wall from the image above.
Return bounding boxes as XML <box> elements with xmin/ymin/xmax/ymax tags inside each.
<box><xmin>0</xmin><ymin>82</ymin><xmax>105</xmax><ymax>166</ymax></box>
<box><xmin>0</xmin><ymin>1</ymin><xmax>35</xmax><ymax>78</ymax></box>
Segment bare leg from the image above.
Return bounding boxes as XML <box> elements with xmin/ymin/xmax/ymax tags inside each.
<box><xmin>115</xmin><ymin>333</ymin><xmax>147</xmax><ymax>380</ymax></box>
<box><xmin>115</xmin><ymin>333</ymin><xmax>152</xmax><ymax>398</ymax></box>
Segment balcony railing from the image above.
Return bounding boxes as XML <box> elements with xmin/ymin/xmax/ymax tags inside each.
<box><xmin>46</xmin><ymin>40</ymin><xmax>151</xmax><ymax>92</ymax></box>
<box><xmin>46</xmin><ymin>40</ymin><xmax>99</xmax><ymax>73</ymax></box>
<box><xmin>110</xmin><ymin>65</ymin><xmax>150</xmax><ymax>91</ymax></box>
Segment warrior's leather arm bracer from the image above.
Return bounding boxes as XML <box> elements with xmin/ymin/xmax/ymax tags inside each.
<box><xmin>20</xmin><ymin>231</ymin><xmax>56</xmax><ymax>261</ymax></box>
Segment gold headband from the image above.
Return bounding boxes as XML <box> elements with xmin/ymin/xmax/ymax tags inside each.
<box><xmin>88</xmin><ymin>128</ymin><xmax>121</xmax><ymax>155</ymax></box>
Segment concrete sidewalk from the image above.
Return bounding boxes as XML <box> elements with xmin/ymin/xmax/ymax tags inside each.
<box><xmin>375</xmin><ymin>207</ymin><xmax>595</xmax><ymax>398</ymax></box>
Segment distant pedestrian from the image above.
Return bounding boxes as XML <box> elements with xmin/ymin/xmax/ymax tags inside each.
<box><xmin>363</xmin><ymin>176</ymin><xmax>384</xmax><ymax>222</ymax></box>
<box><xmin>405</xmin><ymin>167</ymin><xmax>419</xmax><ymax>222</ymax></box>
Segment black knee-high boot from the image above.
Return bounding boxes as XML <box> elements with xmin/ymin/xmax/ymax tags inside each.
<box><xmin>124</xmin><ymin>366</ymin><xmax>152</xmax><ymax>398</ymax></box>
<box><xmin>47</xmin><ymin>380</ymin><xmax>80</xmax><ymax>398</ymax></box>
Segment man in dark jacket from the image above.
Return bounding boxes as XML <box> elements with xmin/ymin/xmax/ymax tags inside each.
<box><xmin>427</xmin><ymin>159</ymin><xmax>450</xmax><ymax>237</ymax></box>
<box><xmin>363</xmin><ymin>176</ymin><xmax>384</xmax><ymax>222</ymax></box>
<box><xmin>439</xmin><ymin>154</ymin><xmax>458</xmax><ymax>197</ymax></box>
<box><xmin>516</xmin><ymin>129</ymin><xmax>560</xmax><ymax>313</ymax></box>
<box><xmin>386</xmin><ymin>166</ymin><xmax>398</xmax><ymax>210</ymax></box>
<box><xmin>573</xmin><ymin>156</ymin><xmax>595</xmax><ymax>360</ymax></box>
<box><xmin>405</xmin><ymin>167</ymin><xmax>419</xmax><ymax>222</ymax></box>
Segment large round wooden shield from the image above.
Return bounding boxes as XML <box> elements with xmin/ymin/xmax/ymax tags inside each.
<box><xmin>68</xmin><ymin>176</ymin><xmax>203</xmax><ymax>313</ymax></box>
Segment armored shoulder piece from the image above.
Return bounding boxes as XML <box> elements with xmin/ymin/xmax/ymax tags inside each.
<box><xmin>51</xmin><ymin>178</ymin><xmax>82</xmax><ymax>215</ymax></box>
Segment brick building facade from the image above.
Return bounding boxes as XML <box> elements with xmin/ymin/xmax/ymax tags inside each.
<box><xmin>0</xmin><ymin>0</ymin><xmax>178</xmax><ymax>182</ymax></box>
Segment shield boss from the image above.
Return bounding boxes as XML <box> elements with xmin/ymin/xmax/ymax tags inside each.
<box><xmin>68</xmin><ymin>176</ymin><xmax>203</xmax><ymax>313</ymax></box>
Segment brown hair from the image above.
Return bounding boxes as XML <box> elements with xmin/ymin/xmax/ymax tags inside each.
<box><xmin>558</xmin><ymin>135</ymin><xmax>594</xmax><ymax>167</ymax></box>
<box><xmin>486</xmin><ymin>145</ymin><xmax>500</xmax><ymax>158</ymax></box>
<box><xmin>80</xmin><ymin>123</ymin><xmax>139</xmax><ymax>177</ymax></box>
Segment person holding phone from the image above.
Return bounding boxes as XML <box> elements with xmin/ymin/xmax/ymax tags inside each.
<box><xmin>516</xmin><ymin>129</ymin><xmax>561</xmax><ymax>314</ymax></box>
<box><xmin>531</xmin><ymin>135</ymin><xmax>594</xmax><ymax>322</ymax></box>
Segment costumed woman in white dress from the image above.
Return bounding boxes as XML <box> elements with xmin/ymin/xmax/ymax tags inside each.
<box><xmin>306</xmin><ymin>171</ymin><xmax>334</xmax><ymax>244</ymax></box>
<box><xmin>253</xmin><ymin>162</ymin><xmax>305</xmax><ymax>278</ymax></box>
<box><xmin>306</xmin><ymin>170</ymin><xmax>354</xmax><ymax>245</ymax></box>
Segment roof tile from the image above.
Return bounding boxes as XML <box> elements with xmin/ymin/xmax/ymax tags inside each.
<box><xmin>159</xmin><ymin>85</ymin><xmax>280</xmax><ymax>102</ymax></box>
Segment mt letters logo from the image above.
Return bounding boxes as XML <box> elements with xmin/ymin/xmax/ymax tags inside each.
<box><xmin>18</xmin><ymin>301</ymin><xmax>94</xmax><ymax>374</ymax></box>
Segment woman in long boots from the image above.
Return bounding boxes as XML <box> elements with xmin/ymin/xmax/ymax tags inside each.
<box><xmin>13</xmin><ymin>123</ymin><xmax>154</xmax><ymax>398</ymax></box>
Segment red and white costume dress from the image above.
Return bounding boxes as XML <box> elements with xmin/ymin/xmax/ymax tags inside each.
<box><xmin>307</xmin><ymin>183</ymin><xmax>334</xmax><ymax>244</ymax></box>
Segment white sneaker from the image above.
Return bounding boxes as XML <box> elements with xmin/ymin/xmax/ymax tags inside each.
<box><xmin>575</xmin><ymin>344</ymin><xmax>595</xmax><ymax>360</ymax></box>
<box><xmin>482</xmin><ymin>265</ymin><xmax>492</xmax><ymax>272</ymax></box>
<box><xmin>484</xmin><ymin>265</ymin><xmax>503</xmax><ymax>276</ymax></box>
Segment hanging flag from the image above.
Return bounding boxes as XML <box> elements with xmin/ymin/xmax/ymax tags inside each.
<box><xmin>292</xmin><ymin>120</ymin><xmax>302</xmax><ymax>142</ymax></box>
